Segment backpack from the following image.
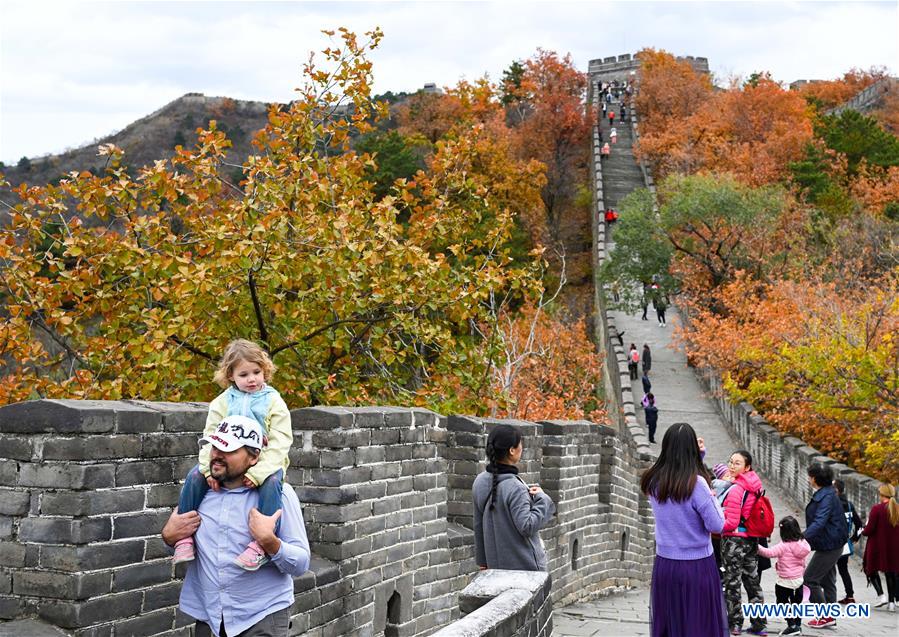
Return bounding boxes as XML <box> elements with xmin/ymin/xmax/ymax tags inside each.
<box><xmin>630</xmin><ymin>349</ymin><xmax>639</xmax><ymax>363</ymax></box>
<box><xmin>741</xmin><ymin>488</ymin><xmax>775</xmax><ymax>538</ymax></box>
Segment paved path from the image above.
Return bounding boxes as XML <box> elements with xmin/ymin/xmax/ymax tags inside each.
<box><xmin>554</xmin><ymin>92</ymin><xmax>898</xmax><ymax>637</ymax></box>
<box><xmin>554</xmin><ymin>305</ymin><xmax>899</xmax><ymax>635</ymax></box>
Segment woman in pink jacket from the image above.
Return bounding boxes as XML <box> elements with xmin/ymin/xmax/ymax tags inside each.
<box><xmin>757</xmin><ymin>516</ymin><xmax>811</xmax><ymax>635</ymax></box>
<box><xmin>720</xmin><ymin>450</ymin><xmax>767</xmax><ymax>636</ymax></box>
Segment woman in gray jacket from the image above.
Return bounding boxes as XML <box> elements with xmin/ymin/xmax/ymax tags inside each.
<box><xmin>472</xmin><ymin>425</ymin><xmax>556</xmax><ymax>571</ymax></box>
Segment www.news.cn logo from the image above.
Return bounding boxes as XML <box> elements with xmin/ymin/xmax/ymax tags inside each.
<box><xmin>742</xmin><ymin>602</ymin><xmax>871</xmax><ymax>620</ymax></box>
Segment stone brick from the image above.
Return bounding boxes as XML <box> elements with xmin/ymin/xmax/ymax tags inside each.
<box><xmin>41</xmin><ymin>435</ymin><xmax>142</xmax><ymax>461</ymax></box>
<box><xmin>142</xmin><ymin>581</ymin><xmax>182</xmax><ymax>612</ymax></box>
<box><xmin>18</xmin><ymin>517</ymin><xmax>112</xmax><ymax>544</ymax></box>
<box><xmin>13</xmin><ymin>570</ymin><xmax>111</xmax><ymax>600</ymax></box>
<box><xmin>319</xmin><ymin>450</ymin><xmax>355</xmax><ymax>468</ymax></box>
<box><xmin>40</xmin><ymin>540</ymin><xmax>145</xmax><ymax>572</ymax></box>
<box><xmin>141</xmin><ymin>433</ymin><xmax>200</xmax><ymax>457</ymax></box>
<box><xmin>0</xmin><ymin>400</ymin><xmax>126</xmax><ymax>434</ymax></box>
<box><xmin>0</xmin><ymin>542</ymin><xmax>25</xmax><ymax>568</ymax></box>
<box><xmin>147</xmin><ymin>483</ymin><xmax>181</xmax><ymax>508</ymax></box>
<box><xmin>40</xmin><ymin>489</ymin><xmax>145</xmax><ymax>516</ymax></box>
<box><xmin>37</xmin><ymin>590</ymin><xmax>143</xmax><ymax>629</ymax></box>
<box><xmin>312</xmin><ymin>429</ymin><xmax>371</xmax><ymax>449</ymax></box>
<box><xmin>112</xmin><ymin>560</ymin><xmax>172</xmax><ymax>592</ymax></box>
<box><xmin>127</xmin><ymin>400</ymin><xmax>208</xmax><ymax>432</ymax></box>
<box><xmin>113</xmin><ymin>511</ymin><xmax>171</xmax><ymax>539</ymax></box>
<box><xmin>115</xmin><ymin>460</ymin><xmax>174</xmax><ymax>486</ymax></box>
<box><xmin>0</xmin><ymin>489</ymin><xmax>31</xmax><ymax>515</ymax></box>
<box><xmin>113</xmin><ymin>607</ymin><xmax>175</xmax><ymax>637</ymax></box>
<box><xmin>0</xmin><ymin>436</ymin><xmax>33</xmax><ymax>461</ymax></box>
<box><xmin>18</xmin><ymin>463</ymin><xmax>116</xmax><ymax>490</ymax></box>
<box><xmin>292</xmin><ymin>406</ymin><xmax>354</xmax><ymax>430</ymax></box>
<box><xmin>0</xmin><ymin>461</ymin><xmax>18</xmax><ymax>487</ymax></box>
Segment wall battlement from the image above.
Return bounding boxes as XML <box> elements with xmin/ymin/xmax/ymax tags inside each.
<box><xmin>0</xmin><ymin>400</ymin><xmax>655</xmax><ymax>636</ymax></box>
<box><xmin>588</xmin><ymin>52</ymin><xmax>710</xmax><ymax>83</ymax></box>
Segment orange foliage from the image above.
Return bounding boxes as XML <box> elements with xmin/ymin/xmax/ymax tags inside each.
<box><xmin>796</xmin><ymin>67</ymin><xmax>888</xmax><ymax>111</ymax></box>
<box><xmin>488</xmin><ymin>304</ymin><xmax>606</xmax><ymax>423</ymax></box>
<box><xmin>512</xmin><ymin>50</ymin><xmax>591</xmax><ymax>243</ymax></box>
<box><xmin>872</xmin><ymin>84</ymin><xmax>899</xmax><ymax>136</ymax></box>
<box><xmin>634</xmin><ymin>49</ymin><xmax>713</xmax><ymax>139</ymax></box>
<box><xmin>636</xmin><ymin>67</ymin><xmax>813</xmax><ymax>185</ymax></box>
<box><xmin>851</xmin><ymin>163</ymin><xmax>899</xmax><ymax>216</ymax></box>
<box><xmin>678</xmin><ymin>273</ymin><xmax>899</xmax><ymax>483</ymax></box>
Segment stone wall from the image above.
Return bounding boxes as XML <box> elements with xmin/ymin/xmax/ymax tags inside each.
<box><xmin>588</xmin><ymin>53</ymin><xmax>709</xmax><ymax>83</ymax></box>
<box><xmin>431</xmin><ymin>571</ymin><xmax>551</xmax><ymax>637</ymax></box>
<box><xmin>696</xmin><ymin>369</ymin><xmax>885</xmax><ymax>519</ymax></box>
<box><xmin>0</xmin><ymin>400</ymin><xmax>655</xmax><ymax>636</ymax></box>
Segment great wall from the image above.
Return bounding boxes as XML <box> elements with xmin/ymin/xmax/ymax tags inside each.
<box><xmin>0</xmin><ymin>53</ymin><xmax>892</xmax><ymax>637</ymax></box>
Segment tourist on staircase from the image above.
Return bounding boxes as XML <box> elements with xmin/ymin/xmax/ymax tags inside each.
<box><xmin>641</xmin><ymin>423</ymin><xmax>728</xmax><ymax>637</ymax></box>
<box><xmin>861</xmin><ymin>483</ymin><xmax>899</xmax><ymax>611</ymax></box>
<box><xmin>472</xmin><ymin>425</ymin><xmax>556</xmax><ymax>571</ymax></box>
<box><xmin>720</xmin><ymin>450</ymin><xmax>768</xmax><ymax>635</ymax></box>
<box><xmin>642</xmin><ymin>343</ymin><xmax>652</xmax><ymax>376</ymax></box>
<box><xmin>628</xmin><ymin>343</ymin><xmax>640</xmax><ymax>380</ymax></box>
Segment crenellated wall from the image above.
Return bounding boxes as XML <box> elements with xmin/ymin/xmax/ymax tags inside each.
<box><xmin>0</xmin><ymin>400</ymin><xmax>655</xmax><ymax>637</ymax></box>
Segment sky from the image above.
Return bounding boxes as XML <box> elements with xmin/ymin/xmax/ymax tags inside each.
<box><xmin>1</xmin><ymin>0</ymin><xmax>896</xmax><ymax>164</ymax></box>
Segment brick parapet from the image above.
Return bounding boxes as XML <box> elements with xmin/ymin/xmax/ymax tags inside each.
<box><xmin>696</xmin><ymin>369</ymin><xmax>884</xmax><ymax>520</ymax></box>
<box><xmin>0</xmin><ymin>400</ymin><xmax>657</xmax><ymax>636</ymax></box>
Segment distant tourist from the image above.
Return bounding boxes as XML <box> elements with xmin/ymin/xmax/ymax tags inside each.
<box><xmin>803</xmin><ymin>462</ymin><xmax>850</xmax><ymax>629</ymax></box>
<box><xmin>653</xmin><ymin>290</ymin><xmax>668</xmax><ymax>327</ymax></box>
<box><xmin>173</xmin><ymin>339</ymin><xmax>293</xmax><ymax>571</ymax></box>
<box><xmin>628</xmin><ymin>343</ymin><xmax>640</xmax><ymax>380</ymax></box>
<box><xmin>473</xmin><ymin>425</ymin><xmax>556</xmax><ymax>571</ymax></box>
<box><xmin>756</xmin><ymin>517</ymin><xmax>811</xmax><ymax>636</ymax></box>
<box><xmin>609</xmin><ymin>110</ymin><xmax>615</xmax><ymax>126</ymax></box>
<box><xmin>604</xmin><ymin>208</ymin><xmax>619</xmax><ymax>224</ymax></box>
<box><xmin>601</xmin><ymin>142</ymin><xmax>611</xmax><ymax>158</ymax></box>
<box><xmin>610</xmin><ymin>127</ymin><xmax>618</xmax><ymax>144</ymax></box>
<box><xmin>642</xmin><ymin>343</ymin><xmax>652</xmax><ymax>376</ymax></box>
<box><xmin>861</xmin><ymin>483</ymin><xmax>899</xmax><ymax>610</ymax></box>
<box><xmin>833</xmin><ymin>479</ymin><xmax>863</xmax><ymax>604</ymax></box>
<box><xmin>643</xmin><ymin>392</ymin><xmax>658</xmax><ymax>444</ymax></box>
<box><xmin>641</xmin><ymin>423</ymin><xmax>727</xmax><ymax>637</ymax></box>
<box><xmin>161</xmin><ymin>416</ymin><xmax>310</xmax><ymax>637</ymax></box>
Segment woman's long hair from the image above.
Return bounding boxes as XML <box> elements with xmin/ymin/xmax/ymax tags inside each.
<box><xmin>879</xmin><ymin>483</ymin><xmax>899</xmax><ymax>527</ymax></box>
<box><xmin>486</xmin><ymin>424</ymin><xmax>522</xmax><ymax>511</ymax></box>
<box><xmin>640</xmin><ymin>422</ymin><xmax>711</xmax><ymax>502</ymax></box>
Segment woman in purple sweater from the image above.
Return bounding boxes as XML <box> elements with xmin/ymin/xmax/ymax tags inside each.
<box><xmin>641</xmin><ymin>422</ymin><xmax>728</xmax><ymax>637</ymax></box>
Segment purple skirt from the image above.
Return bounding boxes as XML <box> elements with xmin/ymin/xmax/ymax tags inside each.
<box><xmin>650</xmin><ymin>553</ymin><xmax>728</xmax><ymax>637</ymax></box>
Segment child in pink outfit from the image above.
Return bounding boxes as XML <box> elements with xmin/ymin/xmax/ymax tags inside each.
<box><xmin>757</xmin><ymin>516</ymin><xmax>811</xmax><ymax>635</ymax></box>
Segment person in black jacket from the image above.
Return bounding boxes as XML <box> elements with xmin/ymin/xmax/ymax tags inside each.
<box><xmin>642</xmin><ymin>344</ymin><xmax>652</xmax><ymax>376</ymax></box>
<box><xmin>644</xmin><ymin>393</ymin><xmax>658</xmax><ymax>443</ymax></box>
<box><xmin>833</xmin><ymin>479</ymin><xmax>863</xmax><ymax>604</ymax></box>
<box><xmin>803</xmin><ymin>463</ymin><xmax>850</xmax><ymax>629</ymax></box>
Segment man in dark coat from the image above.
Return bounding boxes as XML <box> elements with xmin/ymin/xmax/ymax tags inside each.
<box><xmin>803</xmin><ymin>463</ymin><xmax>849</xmax><ymax>629</ymax></box>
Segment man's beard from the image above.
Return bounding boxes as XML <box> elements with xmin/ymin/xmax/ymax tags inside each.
<box><xmin>210</xmin><ymin>459</ymin><xmax>242</xmax><ymax>483</ymax></box>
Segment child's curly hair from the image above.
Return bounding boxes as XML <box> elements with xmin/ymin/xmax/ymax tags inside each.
<box><xmin>212</xmin><ymin>339</ymin><xmax>276</xmax><ymax>388</ymax></box>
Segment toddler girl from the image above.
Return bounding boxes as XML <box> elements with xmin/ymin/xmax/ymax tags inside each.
<box><xmin>757</xmin><ymin>516</ymin><xmax>811</xmax><ymax>636</ymax></box>
<box><xmin>173</xmin><ymin>339</ymin><xmax>292</xmax><ymax>570</ymax></box>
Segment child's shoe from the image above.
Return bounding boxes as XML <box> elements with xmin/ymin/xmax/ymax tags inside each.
<box><xmin>235</xmin><ymin>540</ymin><xmax>269</xmax><ymax>571</ymax></box>
<box><xmin>173</xmin><ymin>537</ymin><xmax>195</xmax><ymax>564</ymax></box>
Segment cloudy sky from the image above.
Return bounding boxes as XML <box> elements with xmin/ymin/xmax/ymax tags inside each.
<box><xmin>1</xmin><ymin>0</ymin><xmax>896</xmax><ymax>164</ymax></box>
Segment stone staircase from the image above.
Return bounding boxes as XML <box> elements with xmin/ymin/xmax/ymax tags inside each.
<box><xmin>597</xmin><ymin>102</ymin><xmax>645</xmax><ymax>213</ymax></box>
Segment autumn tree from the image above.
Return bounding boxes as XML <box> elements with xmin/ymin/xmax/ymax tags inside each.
<box><xmin>677</xmin><ymin>273</ymin><xmax>899</xmax><ymax>483</ymax></box>
<box><xmin>601</xmin><ymin>174</ymin><xmax>789</xmax><ymax>303</ymax></box>
<box><xmin>795</xmin><ymin>67</ymin><xmax>888</xmax><ymax>112</ymax></box>
<box><xmin>0</xmin><ymin>28</ymin><xmax>549</xmax><ymax>414</ymax></box>
<box><xmin>509</xmin><ymin>50</ymin><xmax>591</xmax><ymax>245</ymax></box>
